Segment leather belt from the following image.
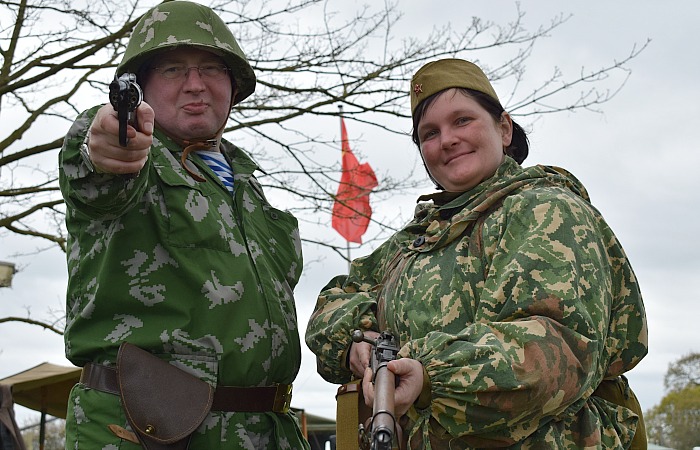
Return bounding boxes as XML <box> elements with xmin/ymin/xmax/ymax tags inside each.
<box><xmin>80</xmin><ymin>362</ymin><xmax>292</xmax><ymax>414</ymax></box>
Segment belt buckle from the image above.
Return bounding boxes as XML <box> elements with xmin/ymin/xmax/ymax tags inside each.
<box><xmin>273</xmin><ymin>383</ymin><xmax>292</xmax><ymax>414</ymax></box>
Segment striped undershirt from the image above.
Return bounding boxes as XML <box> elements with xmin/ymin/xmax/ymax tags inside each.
<box><xmin>197</xmin><ymin>150</ymin><xmax>234</xmax><ymax>194</ymax></box>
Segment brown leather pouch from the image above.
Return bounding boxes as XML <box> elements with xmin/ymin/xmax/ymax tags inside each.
<box><xmin>117</xmin><ymin>342</ymin><xmax>213</xmax><ymax>450</ymax></box>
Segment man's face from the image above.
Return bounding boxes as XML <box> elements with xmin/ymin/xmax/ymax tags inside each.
<box><xmin>143</xmin><ymin>48</ymin><xmax>233</xmax><ymax>142</ymax></box>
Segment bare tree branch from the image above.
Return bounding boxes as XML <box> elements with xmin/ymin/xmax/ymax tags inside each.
<box><xmin>0</xmin><ymin>0</ymin><xmax>647</xmax><ymax>331</ymax></box>
<box><xmin>0</xmin><ymin>316</ymin><xmax>64</xmax><ymax>335</ymax></box>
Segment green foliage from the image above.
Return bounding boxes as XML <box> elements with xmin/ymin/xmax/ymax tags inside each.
<box><xmin>20</xmin><ymin>418</ymin><xmax>66</xmax><ymax>450</ymax></box>
<box><xmin>665</xmin><ymin>352</ymin><xmax>700</xmax><ymax>393</ymax></box>
<box><xmin>646</xmin><ymin>352</ymin><xmax>700</xmax><ymax>449</ymax></box>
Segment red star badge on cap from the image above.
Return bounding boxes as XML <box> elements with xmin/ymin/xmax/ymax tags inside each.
<box><xmin>414</xmin><ymin>83</ymin><xmax>423</xmax><ymax>95</ymax></box>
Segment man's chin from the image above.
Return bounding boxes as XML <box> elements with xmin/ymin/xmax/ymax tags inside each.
<box><xmin>176</xmin><ymin>127</ymin><xmax>219</xmax><ymax>142</ymax></box>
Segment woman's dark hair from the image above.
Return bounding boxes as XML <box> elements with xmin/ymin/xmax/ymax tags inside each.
<box><xmin>411</xmin><ymin>88</ymin><xmax>529</xmax><ymax>188</ymax></box>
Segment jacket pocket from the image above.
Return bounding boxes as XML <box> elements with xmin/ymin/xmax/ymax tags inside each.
<box><xmin>154</xmin><ymin>163</ymin><xmax>231</xmax><ymax>252</ymax></box>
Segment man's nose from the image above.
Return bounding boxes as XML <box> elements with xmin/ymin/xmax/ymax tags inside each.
<box><xmin>182</xmin><ymin>68</ymin><xmax>206</xmax><ymax>89</ymax></box>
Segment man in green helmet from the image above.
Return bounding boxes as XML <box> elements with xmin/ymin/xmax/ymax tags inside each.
<box><xmin>58</xmin><ymin>2</ymin><xmax>309</xmax><ymax>449</ymax></box>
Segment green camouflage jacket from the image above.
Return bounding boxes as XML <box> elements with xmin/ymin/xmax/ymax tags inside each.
<box><xmin>306</xmin><ymin>157</ymin><xmax>647</xmax><ymax>449</ymax></box>
<box><xmin>59</xmin><ymin>106</ymin><xmax>308</xmax><ymax>449</ymax></box>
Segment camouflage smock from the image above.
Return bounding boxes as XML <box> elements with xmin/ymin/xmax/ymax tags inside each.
<box><xmin>59</xmin><ymin>106</ymin><xmax>309</xmax><ymax>450</ymax></box>
<box><xmin>306</xmin><ymin>157</ymin><xmax>647</xmax><ymax>449</ymax></box>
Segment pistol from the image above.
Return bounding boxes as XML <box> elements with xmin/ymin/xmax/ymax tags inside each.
<box><xmin>109</xmin><ymin>73</ymin><xmax>143</xmax><ymax>147</ymax></box>
<box><xmin>352</xmin><ymin>330</ymin><xmax>402</xmax><ymax>450</ymax></box>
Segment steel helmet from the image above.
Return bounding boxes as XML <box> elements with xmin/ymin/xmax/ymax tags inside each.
<box><xmin>117</xmin><ymin>1</ymin><xmax>256</xmax><ymax>106</ymax></box>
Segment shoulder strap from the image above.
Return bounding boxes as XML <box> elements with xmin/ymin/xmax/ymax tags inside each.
<box><xmin>335</xmin><ymin>380</ymin><xmax>372</xmax><ymax>450</ymax></box>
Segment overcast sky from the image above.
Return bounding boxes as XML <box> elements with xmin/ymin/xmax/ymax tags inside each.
<box><xmin>1</xmin><ymin>0</ymin><xmax>699</xmax><ymax>428</ymax></box>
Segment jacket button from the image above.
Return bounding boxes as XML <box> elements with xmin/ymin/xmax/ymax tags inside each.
<box><xmin>413</xmin><ymin>236</ymin><xmax>425</xmax><ymax>247</ymax></box>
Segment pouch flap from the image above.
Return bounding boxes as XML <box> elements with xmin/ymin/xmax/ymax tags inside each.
<box><xmin>117</xmin><ymin>343</ymin><xmax>213</xmax><ymax>445</ymax></box>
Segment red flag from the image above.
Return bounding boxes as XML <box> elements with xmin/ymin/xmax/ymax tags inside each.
<box><xmin>332</xmin><ymin>117</ymin><xmax>378</xmax><ymax>243</ymax></box>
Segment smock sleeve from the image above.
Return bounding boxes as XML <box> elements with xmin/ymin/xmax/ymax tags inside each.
<box><xmin>304</xmin><ymin>237</ymin><xmax>407</xmax><ymax>384</ymax></box>
<box><xmin>59</xmin><ymin>106</ymin><xmax>151</xmax><ymax>219</ymax></box>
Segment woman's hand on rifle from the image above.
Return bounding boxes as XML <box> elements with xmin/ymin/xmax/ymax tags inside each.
<box><xmin>362</xmin><ymin>358</ymin><xmax>425</xmax><ymax>417</ymax></box>
<box><xmin>348</xmin><ymin>330</ymin><xmax>380</xmax><ymax>378</ymax></box>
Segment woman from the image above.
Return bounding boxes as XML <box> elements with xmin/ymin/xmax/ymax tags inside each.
<box><xmin>306</xmin><ymin>59</ymin><xmax>647</xmax><ymax>449</ymax></box>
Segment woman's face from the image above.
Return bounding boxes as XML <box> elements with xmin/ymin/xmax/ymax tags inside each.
<box><xmin>417</xmin><ymin>89</ymin><xmax>513</xmax><ymax>192</ymax></box>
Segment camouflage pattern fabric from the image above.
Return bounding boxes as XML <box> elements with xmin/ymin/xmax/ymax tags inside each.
<box><xmin>59</xmin><ymin>106</ymin><xmax>309</xmax><ymax>450</ymax></box>
<box><xmin>306</xmin><ymin>156</ymin><xmax>647</xmax><ymax>449</ymax></box>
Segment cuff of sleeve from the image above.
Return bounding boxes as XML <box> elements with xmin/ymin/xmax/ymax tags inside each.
<box><xmin>414</xmin><ymin>365</ymin><xmax>432</xmax><ymax>410</ymax></box>
<box><xmin>79</xmin><ymin>131</ymin><xmax>109</xmax><ymax>174</ymax></box>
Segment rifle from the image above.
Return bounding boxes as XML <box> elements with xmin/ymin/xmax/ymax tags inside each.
<box><xmin>109</xmin><ymin>73</ymin><xmax>143</xmax><ymax>147</ymax></box>
<box><xmin>351</xmin><ymin>329</ymin><xmax>402</xmax><ymax>450</ymax></box>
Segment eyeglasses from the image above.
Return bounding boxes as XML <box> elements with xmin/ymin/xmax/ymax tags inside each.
<box><xmin>151</xmin><ymin>64</ymin><xmax>230</xmax><ymax>80</ymax></box>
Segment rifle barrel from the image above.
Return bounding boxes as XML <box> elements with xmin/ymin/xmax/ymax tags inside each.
<box><xmin>372</xmin><ymin>360</ymin><xmax>396</xmax><ymax>450</ymax></box>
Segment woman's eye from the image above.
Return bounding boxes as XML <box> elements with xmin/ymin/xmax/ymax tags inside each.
<box><xmin>421</xmin><ymin>130</ymin><xmax>437</xmax><ymax>141</ymax></box>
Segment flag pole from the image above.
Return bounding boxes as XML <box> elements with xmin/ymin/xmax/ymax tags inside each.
<box><xmin>338</xmin><ymin>104</ymin><xmax>351</xmax><ymax>272</ymax></box>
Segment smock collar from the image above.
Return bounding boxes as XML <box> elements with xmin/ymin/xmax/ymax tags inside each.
<box><xmin>406</xmin><ymin>157</ymin><xmax>590</xmax><ymax>252</ymax></box>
